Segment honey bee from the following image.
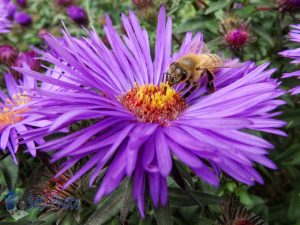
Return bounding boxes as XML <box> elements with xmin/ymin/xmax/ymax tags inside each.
<box><xmin>166</xmin><ymin>53</ymin><xmax>224</xmax><ymax>98</ymax></box>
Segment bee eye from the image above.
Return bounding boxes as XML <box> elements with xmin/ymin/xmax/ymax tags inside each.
<box><xmin>182</xmin><ymin>71</ymin><xmax>187</xmax><ymax>79</ymax></box>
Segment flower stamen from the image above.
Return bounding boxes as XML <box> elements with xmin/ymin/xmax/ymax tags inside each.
<box><xmin>120</xmin><ymin>83</ymin><xmax>186</xmax><ymax>125</ymax></box>
<box><xmin>0</xmin><ymin>92</ymin><xmax>30</xmax><ymax>130</ymax></box>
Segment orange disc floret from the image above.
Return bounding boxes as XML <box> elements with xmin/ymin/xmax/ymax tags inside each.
<box><xmin>120</xmin><ymin>83</ymin><xmax>186</xmax><ymax>125</ymax></box>
<box><xmin>0</xmin><ymin>92</ymin><xmax>30</xmax><ymax>130</ymax></box>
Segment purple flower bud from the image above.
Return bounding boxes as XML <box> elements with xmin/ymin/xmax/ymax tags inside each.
<box><xmin>0</xmin><ymin>45</ymin><xmax>18</xmax><ymax>65</ymax></box>
<box><xmin>67</xmin><ymin>5</ymin><xmax>88</xmax><ymax>25</ymax></box>
<box><xmin>15</xmin><ymin>51</ymin><xmax>40</xmax><ymax>71</ymax></box>
<box><xmin>14</xmin><ymin>12</ymin><xmax>32</xmax><ymax>26</ymax></box>
<box><xmin>56</xmin><ymin>0</ymin><xmax>73</xmax><ymax>7</ymax></box>
<box><xmin>225</xmin><ymin>29</ymin><xmax>249</xmax><ymax>48</ymax></box>
<box><xmin>221</xmin><ymin>17</ymin><xmax>250</xmax><ymax>49</ymax></box>
<box><xmin>16</xmin><ymin>0</ymin><xmax>27</xmax><ymax>8</ymax></box>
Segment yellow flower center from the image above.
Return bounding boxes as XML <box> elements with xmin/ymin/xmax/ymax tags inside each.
<box><xmin>120</xmin><ymin>83</ymin><xmax>186</xmax><ymax>125</ymax></box>
<box><xmin>0</xmin><ymin>92</ymin><xmax>30</xmax><ymax>129</ymax></box>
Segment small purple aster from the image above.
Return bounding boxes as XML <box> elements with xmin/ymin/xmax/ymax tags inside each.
<box><xmin>14</xmin><ymin>11</ymin><xmax>32</xmax><ymax>26</ymax></box>
<box><xmin>0</xmin><ymin>67</ymin><xmax>74</xmax><ymax>162</ymax></box>
<box><xmin>279</xmin><ymin>24</ymin><xmax>300</xmax><ymax>95</ymax></box>
<box><xmin>18</xmin><ymin>6</ymin><xmax>286</xmax><ymax>216</ymax></box>
<box><xmin>0</xmin><ymin>73</ymin><xmax>42</xmax><ymax>161</ymax></box>
<box><xmin>0</xmin><ymin>0</ymin><xmax>13</xmax><ymax>33</ymax></box>
<box><xmin>66</xmin><ymin>5</ymin><xmax>88</xmax><ymax>25</ymax></box>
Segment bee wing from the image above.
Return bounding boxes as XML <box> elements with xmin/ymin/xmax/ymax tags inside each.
<box><xmin>187</xmin><ymin>40</ymin><xmax>210</xmax><ymax>54</ymax></box>
<box><xmin>196</xmin><ymin>64</ymin><xmax>243</xmax><ymax>70</ymax></box>
<box><xmin>200</xmin><ymin>42</ymin><xmax>210</xmax><ymax>54</ymax></box>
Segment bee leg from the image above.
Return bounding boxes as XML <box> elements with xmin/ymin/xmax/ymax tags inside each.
<box><xmin>183</xmin><ymin>82</ymin><xmax>200</xmax><ymax>98</ymax></box>
<box><xmin>179</xmin><ymin>80</ymin><xmax>191</xmax><ymax>93</ymax></box>
<box><xmin>206</xmin><ymin>70</ymin><xmax>215</xmax><ymax>93</ymax></box>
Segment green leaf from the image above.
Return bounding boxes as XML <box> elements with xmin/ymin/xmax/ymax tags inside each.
<box><xmin>288</xmin><ymin>186</ymin><xmax>300</xmax><ymax>220</ymax></box>
<box><xmin>61</xmin><ymin>213</ymin><xmax>76</xmax><ymax>225</ymax></box>
<box><xmin>168</xmin><ymin>187</ymin><xmax>223</xmax><ymax>207</ymax></box>
<box><xmin>204</xmin><ymin>1</ymin><xmax>231</xmax><ymax>15</ymax></box>
<box><xmin>274</xmin><ymin>144</ymin><xmax>300</xmax><ymax>162</ymax></box>
<box><xmin>120</xmin><ymin>179</ymin><xmax>134</xmax><ymax>224</ymax></box>
<box><xmin>253</xmin><ymin>27</ymin><xmax>275</xmax><ymax>47</ymax></box>
<box><xmin>0</xmin><ymin>155</ymin><xmax>19</xmax><ymax>190</ymax></box>
<box><xmin>153</xmin><ymin>202</ymin><xmax>173</xmax><ymax>225</ymax></box>
<box><xmin>138</xmin><ymin>216</ymin><xmax>152</xmax><ymax>225</ymax></box>
<box><xmin>84</xmin><ymin>185</ymin><xmax>125</xmax><ymax>225</ymax></box>
<box><xmin>283</xmin><ymin>151</ymin><xmax>300</xmax><ymax>166</ymax></box>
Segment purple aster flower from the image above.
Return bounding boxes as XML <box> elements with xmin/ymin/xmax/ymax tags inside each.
<box><xmin>0</xmin><ymin>66</ymin><xmax>73</xmax><ymax>162</ymax></box>
<box><xmin>279</xmin><ymin>25</ymin><xmax>300</xmax><ymax>95</ymax></box>
<box><xmin>66</xmin><ymin>5</ymin><xmax>88</xmax><ymax>25</ymax></box>
<box><xmin>14</xmin><ymin>11</ymin><xmax>32</xmax><ymax>26</ymax></box>
<box><xmin>0</xmin><ymin>73</ymin><xmax>42</xmax><ymax>161</ymax></box>
<box><xmin>17</xmin><ymin>6</ymin><xmax>286</xmax><ymax>216</ymax></box>
<box><xmin>0</xmin><ymin>0</ymin><xmax>12</xmax><ymax>33</ymax></box>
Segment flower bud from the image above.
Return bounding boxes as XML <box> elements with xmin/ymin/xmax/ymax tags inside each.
<box><xmin>67</xmin><ymin>5</ymin><xmax>88</xmax><ymax>25</ymax></box>
<box><xmin>224</xmin><ymin>29</ymin><xmax>249</xmax><ymax>48</ymax></box>
<box><xmin>14</xmin><ymin>12</ymin><xmax>32</xmax><ymax>26</ymax></box>
<box><xmin>132</xmin><ymin>0</ymin><xmax>164</xmax><ymax>21</ymax></box>
<box><xmin>220</xmin><ymin>17</ymin><xmax>250</xmax><ymax>49</ymax></box>
<box><xmin>0</xmin><ymin>45</ymin><xmax>18</xmax><ymax>65</ymax></box>
<box><xmin>219</xmin><ymin>196</ymin><xmax>265</xmax><ymax>225</ymax></box>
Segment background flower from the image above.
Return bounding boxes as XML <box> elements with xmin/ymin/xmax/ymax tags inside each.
<box><xmin>66</xmin><ymin>5</ymin><xmax>88</xmax><ymax>25</ymax></box>
<box><xmin>279</xmin><ymin>24</ymin><xmax>300</xmax><ymax>95</ymax></box>
<box><xmin>18</xmin><ymin>6</ymin><xmax>286</xmax><ymax>217</ymax></box>
<box><xmin>14</xmin><ymin>11</ymin><xmax>32</xmax><ymax>26</ymax></box>
<box><xmin>0</xmin><ymin>65</ymin><xmax>75</xmax><ymax>162</ymax></box>
<box><xmin>0</xmin><ymin>0</ymin><xmax>12</xmax><ymax>33</ymax></box>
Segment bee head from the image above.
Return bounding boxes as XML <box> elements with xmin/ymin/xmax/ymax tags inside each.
<box><xmin>166</xmin><ymin>62</ymin><xmax>188</xmax><ymax>86</ymax></box>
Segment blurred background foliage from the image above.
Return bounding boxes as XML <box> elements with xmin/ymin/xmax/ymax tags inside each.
<box><xmin>0</xmin><ymin>0</ymin><xmax>300</xmax><ymax>225</ymax></box>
